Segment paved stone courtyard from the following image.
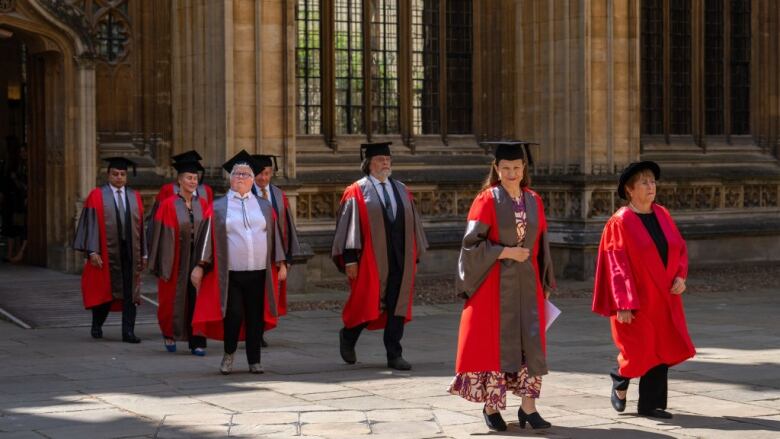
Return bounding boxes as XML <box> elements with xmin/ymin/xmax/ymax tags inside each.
<box><xmin>0</xmin><ymin>266</ymin><xmax>779</xmax><ymax>438</ymax></box>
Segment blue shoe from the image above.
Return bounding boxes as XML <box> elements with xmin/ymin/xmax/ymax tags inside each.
<box><xmin>191</xmin><ymin>347</ymin><xmax>206</xmax><ymax>356</ymax></box>
<box><xmin>164</xmin><ymin>338</ymin><xmax>176</xmax><ymax>353</ymax></box>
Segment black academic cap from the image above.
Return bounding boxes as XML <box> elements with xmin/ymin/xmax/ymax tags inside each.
<box><xmin>481</xmin><ymin>140</ymin><xmax>537</xmax><ymax>166</ymax></box>
<box><xmin>171</xmin><ymin>150</ymin><xmax>203</xmax><ymax>163</ymax></box>
<box><xmin>360</xmin><ymin>142</ymin><xmax>392</xmax><ymax>161</ymax></box>
<box><xmin>251</xmin><ymin>154</ymin><xmax>278</xmax><ymax>173</ymax></box>
<box><xmin>617</xmin><ymin>161</ymin><xmax>661</xmax><ymax>200</ymax></box>
<box><xmin>222</xmin><ymin>149</ymin><xmax>260</xmax><ymax>175</ymax></box>
<box><xmin>172</xmin><ymin>160</ymin><xmax>204</xmax><ymax>174</ymax></box>
<box><xmin>104</xmin><ymin>157</ymin><xmax>137</xmax><ymax>176</ymax></box>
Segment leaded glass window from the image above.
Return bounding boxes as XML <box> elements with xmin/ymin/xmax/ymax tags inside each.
<box><xmin>669</xmin><ymin>0</ymin><xmax>691</xmax><ymax>135</ymax></box>
<box><xmin>296</xmin><ymin>0</ymin><xmax>322</xmax><ymax>135</ymax></box>
<box><xmin>370</xmin><ymin>0</ymin><xmax>400</xmax><ymax>134</ymax></box>
<box><xmin>412</xmin><ymin>0</ymin><xmax>440</xmax><ymax>135</ymax></box>
<box><xmin>730</xmin><ymin>0</ymin><xmax>750</xmax><ymax>135</ymax></box>
<box><xmin>335</xmin><ymin>0</ymin><xmax>364</xmax><ymax>134</ymax></box>
<box><xmin>704</xmin><ymin>0</ymin><xmax>724</xmax><ymax>135</ymax></box>
<box><xmin>445</xmin><ymin>0</ymin><xmax>472</xmax><ymax>134</ymax></box>
<box><xmin>641</xmin><ymin>0</ymin><xmax>664</xmax><ymax>135</ymax></box>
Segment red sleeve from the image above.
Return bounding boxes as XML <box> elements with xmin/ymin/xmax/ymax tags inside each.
<box><xmin>592</xmin><ymin>217</ymin><xmax>641</xmax><ymax>316</ymax></box>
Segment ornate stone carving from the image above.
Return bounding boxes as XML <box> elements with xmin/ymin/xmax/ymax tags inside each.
<box><xmin>40</xmin><ymin>0</ymin><xmax>96</xmax><ymax>54</ymax></box>
<box><xmin>588</xmin><ymin>191</ymin><xmax>614</xmax><ymax>218</ymax></box>
<box><xmin>0</xmin><ymin>0</ymin><xmax>16</xmax><ymax>13</ymax></box>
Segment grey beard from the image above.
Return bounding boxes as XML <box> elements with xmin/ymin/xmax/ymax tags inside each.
<box><xmin>378</xmin><ymin>169</ymin><xmax>392</xmax><ymax>180</ymax></box>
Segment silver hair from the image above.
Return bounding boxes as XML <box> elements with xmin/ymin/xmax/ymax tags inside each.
<box><xmin>229</xmin><ymin>162</ymin><xmax>254</xmax><ymax>175</ymax></box>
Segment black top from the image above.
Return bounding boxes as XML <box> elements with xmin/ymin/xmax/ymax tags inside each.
<box><xmin>637</xmin><ymin>212</ymin><xmax>668</xmax><ymax>267</ymax></box>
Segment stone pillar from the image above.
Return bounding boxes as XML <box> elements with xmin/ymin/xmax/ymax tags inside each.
<box><xmin>513</xmin><ymin>0</ymin><xmax>640</xmax><ymax>278</ymax></box>
<box><xmin>172</xmin><ymin>0</ymin><xmax>296</xmax><ymax>183</ymax></box>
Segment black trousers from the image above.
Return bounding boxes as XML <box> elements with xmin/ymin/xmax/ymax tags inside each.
<box><xmin>91</xmin><ymin>241</ymin><xmax>137</xmax><ymax>336</ymax></box>
<box><xmin>224</xmin><ymin>270</ymin><xmax>266</xmax><ymax>364</ymax></box>
<box><xmin>611</xmin><ymin>364</ymin><xmax>669</xmax><ymax>412</ymax></box>
<box><xmin>186</xmin><ymin>281</ymin><xmax>207</xmax><ymax>349</ymax></box>
<box><xmin>342</xmin><ymin>266</ymin><xmax>405</xmax><ymax>360</ymax></box>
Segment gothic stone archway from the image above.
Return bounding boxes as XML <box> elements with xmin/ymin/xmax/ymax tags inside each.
<box><xmin>0</xmin><ymin>0</ymin><xmax>97</xmax><ymax>270</ymax></box>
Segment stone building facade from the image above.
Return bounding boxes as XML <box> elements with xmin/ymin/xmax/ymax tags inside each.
<box><xmin>1</xmin><ymin>0</ymin><xmax>778</xmax><ymax>288</ymax></box>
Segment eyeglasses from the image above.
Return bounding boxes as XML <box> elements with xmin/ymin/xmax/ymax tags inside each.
<box><xmin>231</xmin><ymin>172</ymin><xmax>254</xmax><ymax>179</ymax></box>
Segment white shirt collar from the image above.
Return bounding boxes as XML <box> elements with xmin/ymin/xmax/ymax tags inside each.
<box><xmin>109</xmin><ymin>184</ymin><xmax>125</xmax><ymax>193</ymax></box>
<box><xmin>228</xmin><ymin>189</ymin><xmax>252</xmax><ymax>200</ymax></box>
<box><xmin>368</xmin><ymin>174</ymin><xmax>389</xmax><ymax>186</ymax></box>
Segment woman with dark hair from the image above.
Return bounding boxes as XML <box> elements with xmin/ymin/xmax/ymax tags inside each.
<box><xmin>592</xmin><ymin>161</ymin><xmax>695</xmax><ymax>419</ymax></box>
<box><xmin>148</xmin><ymin>159</ymin><xmax>210</xmax><ymax>356</ymax></box>
<box><xmin>448</xmin><ymin>141</ymin><xmax>556</xmax><ymax>431</ymax></box>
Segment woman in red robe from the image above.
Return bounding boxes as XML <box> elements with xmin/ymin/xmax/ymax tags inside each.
<box><xmin>448</xmin><ymin>141</ymin><xmax>556</xmax><ymax>432</ymax></box>
<box><xmin>148</xmin><ymin>160</ymin><xmax>210</xmax><ymax>356</ymax></box>
<box><xmin>592</xmin><ymin>161</ymin><xmax>695</xmax><ymax>419</ymax></box>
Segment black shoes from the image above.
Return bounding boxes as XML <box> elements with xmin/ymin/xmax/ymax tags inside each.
<box><xmin>387</xmin><ymin>356</ymin><xmax>412</xmax><ymax>371</ymax></box>
<box><xmin>638</xmin><ymin>408</ymin><xmax>673</xmax><ymax>419</ymax></box>
<box><xmin>611</xmin><ymin>389</ymin><xmax>627</xmax><ymax>412</ymax></box>
<box><xmin>90</xmin><ymin>327</ymin><xmax>103</xmax><ymax>339</ymax></box>
<box><xmin>482</xmin><ymin>408</ymin><xmax>507</xmax><ymax>431</ymax></box>
<box><xmin>339</xmin><ymin>328</ymin><xmax>356</xmax><ymax>364</ymax></box>
<box><xmin>122</xmin><ymin>333</ymin><xmax>141</xmax><ymax>344</ymax></box>
<box><xmin>518</xmin><ymin>408</ymin><xmax>551</xmax><ymax>429</ymax></box>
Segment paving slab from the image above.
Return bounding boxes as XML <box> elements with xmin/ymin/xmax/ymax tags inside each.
<box><xmin>0</xmin><ymin>265</ymin><xmax>778</xmax><ymax>438</ymax></box>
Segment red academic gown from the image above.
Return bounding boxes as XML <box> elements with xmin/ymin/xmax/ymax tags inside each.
<box><xmin>191</xmin><ymin>199</ymin><xmax>283</xmax><ymax>340</ymax></box>
<box><xmin>149</xmin><ymin>195</ymin><xmax>210</xmax><ymax>339</ymax></box>
<box><xmin>454</xmin><ymin>187</ymin><xmax>555</xmax><ymax>375</ymax></box>
<box><xmin>74</xmin><ymin>186</ymin><xmax>145</xmax><ymax>311</ymax></box>
<box><xmin>331</xmin><ymin>178</ymin><xmax>428</xmax><ymax>330</ymax></box>
<box><xmin>592</xmin><ymin>204</ymin><xmax>696</xmax><ymax>378</ymax></box>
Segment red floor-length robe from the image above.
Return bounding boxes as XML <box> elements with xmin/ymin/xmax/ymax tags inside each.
<box><xmin>454</xmin><ymin>186</ymin><xmax>556</xmax><ymax>376</ymax></box>
<box><xmin>592</xmin><ymin>204</ymin><xmax>696</xmax><ymax>377</ymax></box>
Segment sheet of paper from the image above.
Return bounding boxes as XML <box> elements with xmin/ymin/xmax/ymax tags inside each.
<box><xmin>545</xmin><ymin>299</ymin><xmax>561</xmax><ymax>331</ymax></box>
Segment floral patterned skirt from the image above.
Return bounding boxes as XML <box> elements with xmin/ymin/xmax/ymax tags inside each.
<box><xmin>448</xmin><ymin>367</ymin><xmax>542</xmax><ymax>410</ymax></box>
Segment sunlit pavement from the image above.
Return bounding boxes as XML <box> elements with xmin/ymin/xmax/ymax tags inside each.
<box><xmin>1</xmin><ymin>286</ymin><xmax>778</xmax><ymax>438</ymax></box>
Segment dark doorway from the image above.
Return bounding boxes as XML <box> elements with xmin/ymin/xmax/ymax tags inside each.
<box><xmin>0</xmin><ymin>31</ymin><xmax>46</xmax><ymax>266</ymax></box>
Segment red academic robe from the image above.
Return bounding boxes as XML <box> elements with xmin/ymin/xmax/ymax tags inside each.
<box><xmin>592</xmin><ymin>204</ymin><xmax>696</xmax><ymax>378</ymax></box>
<box><xmin>191</xmin><ymin>198</ymin><xmax>283</xmax><ymax>340</ymax></box>
<box><xmin>454</xmin><ymin>186</ymin><xmax>555</xmax><ymax>375</ymax></box>
<box><xmin>74</xmin><ymin>186</ymin><xmax>145</xmax><ymax>311</ymax></box>
<box><xmin>149</xmin><ymin>195</ymin><xmax>210</xmax><ymax>339</ymax></box>
<box><xmin>331</xmin><ymin>178</ymin><xmax>428</xmax><ymax>330</ymax></box>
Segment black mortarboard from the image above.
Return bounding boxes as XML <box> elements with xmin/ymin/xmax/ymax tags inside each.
<box><xmin>222</xmin><ymin>149</ymin><xmax>260</xmax><ymax>175</ymax></box>
<box><xmin>104</xmin><ymin>157</ymin><xmax>136</xmax><ymax>176</ymax></box>
<box><xmin>481</xmin><ymin>140</ymin><xmax>537</xmax><ymax>165</ymax></box>
<box><xmin>251</xmin><ymin>154</ymin><xmax>278</xmax><ymax>174</ymax></box>
<box><xmin>171</xmin><ymin>150</ymin><xmax>203</xmax><ymax>163</ymax></box>
<box><xmin>360</xmin><ymin>142</ymin><xmax>392</xmax><ymax>160</ymax></box>
<box><xmin>172</xmin><ymin>160</ymin><xmax>204</xmax><ymax>174</ymax></box>
<box><xmin>617</xmin><ymin>161</ymin><xmax>660</xmax><ymax>200</ymax></box>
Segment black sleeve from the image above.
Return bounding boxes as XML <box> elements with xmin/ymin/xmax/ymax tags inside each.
<box><xmin>342</xmin><ymin>249</ymin><xmax>358</xmax><ymax>264</ymax></box>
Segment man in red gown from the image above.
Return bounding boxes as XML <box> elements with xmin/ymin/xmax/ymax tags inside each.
<box><xmin>73</xmin><ymin>157</ymin><xmax>147</xmax><ymax>343</ymax></box>
<box><xmin>331</xmin><ymin>142</ymin><xmax>428</xmax><ymax>370</ymax></box>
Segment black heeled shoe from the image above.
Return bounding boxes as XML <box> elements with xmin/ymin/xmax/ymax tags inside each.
<box><xmin>611</xmin><ymin>388</ymin><xmax>627</xmax><ymax>412</ymax></box>
<box><xmin>518</xmin><ymin>408</ymin><xmax>551</xmax><ymax>429</ymax></box>
<box><xmin>482</xmin><ymin>408</ymin><xmax>507</xmax><ymax>431</ymax></box>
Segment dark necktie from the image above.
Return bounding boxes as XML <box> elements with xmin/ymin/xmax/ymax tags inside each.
<box><xmin>239</xmin><ymin>197</ymin><xmax>251</xmax><ymax>229</ymax></box>
<box><xmin>115</xmin><ymin>189</ymin><xmax>126</xmax><ymax>240</ymax></box>
<box><xmin>381</xmin><ymin>182</ymin><xmax>394</xmax><ymax>220</ymax></box>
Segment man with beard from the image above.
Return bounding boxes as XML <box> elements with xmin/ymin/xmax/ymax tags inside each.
<box><xmin>331</xmin><ymin>142</ymin><xmax>428</xmax><ymax>370</ymax></box>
